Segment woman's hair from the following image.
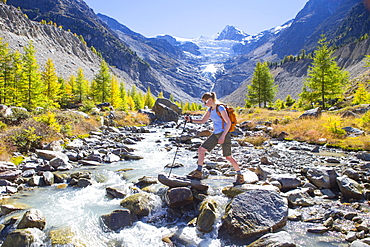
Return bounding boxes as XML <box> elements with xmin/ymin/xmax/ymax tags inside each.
<box><xmin>202</xmin><ymin>92</ymin><xmax>221</xmax><ymax>104</ymax></box>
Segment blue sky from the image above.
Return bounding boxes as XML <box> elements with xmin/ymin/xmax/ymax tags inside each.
<box><xmin>84</xmin><ymin>0</ymin><xmax>309</xmax><ymax>39</ymax></box>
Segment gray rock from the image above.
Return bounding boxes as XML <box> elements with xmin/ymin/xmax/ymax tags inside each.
<box><xmin>104</xmin><ymin>153</ymin><xmax>120</xmax><ymax>163</ymax></box>
<box><xmin>219</xmin><ymin>190</ymin><xmax>288</xmax><ymax>240</ymax></box>
<box><xmin>35</xmin><ymin>149</ymin><xmax>69</xmax><ymax>161</ymax></box>
<box><xmin>44</xmin><ymin>140</ymin><xmax>64</xmax><ymax>151</ymax></box>
<box><xmin>65</xmin><ymin>138</ymin><xmax>84</xmax><ymax>149</ymax></box>
<box><xmin>342</xmin><ymin>127</ymin><xmax>364</xmax><ymax>136</ymax></box>
<box><xmin>0</xmin><ymin>170</ymin><xmax>21</xmax><ymax>180</ymax></box>
<box><xmin>106</xmin><ymin>187</ymin><xmax>126</xmax><ymax>199</ymax></box>
<box><xmin>42</xmin><ymin>171</ymin><xmax>54</xmax><ymax>186</ymax></box>
<box><xmin>306</xmin><ymin>167</ymin><xmax>338</xmax><ymax>189</ymax></box>
<box><xmin>0</xmin><ymin>161</ymin><xmax>17</xmax><ymax>172</ymax></box>
<box><xmin>152</xmin><ymin>100</ymin><xmax>179</xmax><ymax>122</ymax></box>
<box><xmin>356</xmin><ymin>152</ymin><xmax>370</xmax><ymax>161</ymax></box>
<box><xmin>247</xmin><ymin>231</ymin><xmax>296</xmax><ymax>247</ymax></box>
<box><xmin>336</xmin><ymin>175</ymin><xmax>364</xmax><ymax>200</ymax></box>
<box><xmin>17</xmin><ymin>209</ymin><xmax>46</xmax><ymax>230</ymax></box>
<box><xmin>165</xmin><ymin>187</ymin><xmax>193</xmax><ymax>208</ymax></box>
<box><xmin>299</xmin><ymin>107</ymin><xmax>322</xmax><ymax>119</ymax></box>
<box><xmin>285</xmin><ymin>188</ymin><xmax>315</xmax><ymax>207</ymax></box>
<box><xmin>101</xmin><ymin>209</ymin><xmax>135</xmax><ymax>232</ymax></box>
<box><xmin>2</xmin><ymin>228</ymin><xmax>45</xmax><ymax>247</ymax></box>
<box><xmin>28</xmin><ymin>176</ymin><xmax>44</xmax><ymax>187</ymax></box>
<box><xmin>269</xmin><ymin>174</ymin><xmax>301</xmax><ymax>191</ymax></box>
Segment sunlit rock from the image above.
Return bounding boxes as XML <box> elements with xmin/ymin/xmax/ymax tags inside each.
<box><xmin>120</xmin><ymin>193</ymin><xmax>154</xmax><ymax>216</ymax></box>
<box><xmin>2</xmin><ymin>228</ymin><xmax>45</xmax><ymax>247</ymax></box>
<box><xmin>17</xmin><ymin>209</ymin><xmax>46</xmax><ymax>230</ymax></box>
<box><xmin>196</xmin><ymin>198</ymin><xmax>218</xmax><ymax>233</ymax></box>
<box><xmin>219</xmin><ymin>190</ymin><xmax>288</xmax><ymax>240</ymax></box>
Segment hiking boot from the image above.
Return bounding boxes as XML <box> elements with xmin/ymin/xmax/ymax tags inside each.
<box><xmin>233</xmin><ymin>174</ymin><xmax>245</xmax><ymax>186</ymax></box>
<box><xmin>187</xmin><ymin>169</ymin><xmax>202</xmax><ymax>180</ymax></box>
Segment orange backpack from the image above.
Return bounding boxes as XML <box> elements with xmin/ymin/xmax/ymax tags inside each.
<box><xmin>216</xmin><ymin>104</ymin><xmax>237</xmax><ymax>132</ymax></box>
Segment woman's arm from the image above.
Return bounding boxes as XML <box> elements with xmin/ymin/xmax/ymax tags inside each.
<box><xmin>185</xmin><ymin>110</ymin><xmax>210</xmax><ymax>124</ymax></box>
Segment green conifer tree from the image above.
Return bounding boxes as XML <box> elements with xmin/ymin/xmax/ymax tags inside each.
<box><xmin>245</xmin><ymin>61</ymin><xmax>277</xmax><ymax>107</ymax></box>
<box><xmin>300</xmin><ymin>36</ymin><xmax>349</xmax><ymax>109</ymax></box>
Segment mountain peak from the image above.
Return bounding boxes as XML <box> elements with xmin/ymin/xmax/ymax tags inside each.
<box><xmin>215</xmin><ymin>25</ymin><xmax>249</xmax><ymax>41</ymax></box>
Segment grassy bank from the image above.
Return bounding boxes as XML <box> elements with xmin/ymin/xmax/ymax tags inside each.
<box><xmin>236</xmin><ymin>107</ymin><xmax>370</xmax><ymax>151</ymax></box>
<box><xmin>0</xmin><ymin>109</ymin><xmax>150</xmax><ymax>162</ymax></box>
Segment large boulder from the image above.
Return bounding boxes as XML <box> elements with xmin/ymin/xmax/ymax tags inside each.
<box><xmin>120</xmin><ymin>193</ymin><xmax>155</xmax><ymax>216</ymax></box>
<box><xmin>336</xmin><ymin>175</ymin><xmax>364</xmax><ymax>200</ymax></box>
<box><xmin>17</xmin><ymin>209</ymin><xmax>46</xmax><ymax>230</ymax></box>
<box><xmin>2</xmin><ymin>228</ymin><xmax>45</xmax><ymax>247</ymax></box>
<box><xmin>197</xmin><ymin>198</ymin><xmax>218</xmax><ymax>233</ymax></box>
<box><xmin>305</xmin><ymin>167</ymin><xmax>338</xmax><ymax>189</ymax></box>
<box><xmin>165</xmin><ymin>187</ymin><xmax>193</xmax><ymax>208</ymax></box>
<box><xmin>152</xmin><ymin>99</ymin><xmax>180</xmax><ymax>122</ymax></box>
<box><xmin>101</xmin><ymin>209</ymin><xmax>136</xmax><ymax>232</ymax></box>
<box><xmin>219</xmin><ymin>190</ymin><xmax>288</xmax><ymax>240</ymax></box>
<box><xmin>222</xmin><ymin>184</ymin><xmax>280</xmax><ymax>198</ymax></box>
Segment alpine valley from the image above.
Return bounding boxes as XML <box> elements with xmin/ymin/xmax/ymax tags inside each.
<box><xmin>2</xmin><ymin>0</ymin><xmax>370</xmax><ymax>106</ymax></box>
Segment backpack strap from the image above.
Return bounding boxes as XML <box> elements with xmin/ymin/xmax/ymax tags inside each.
<box><xmin>216</xmin><ymin>104</ymin><xmax>226</xmax><ymax>130</ymax></box>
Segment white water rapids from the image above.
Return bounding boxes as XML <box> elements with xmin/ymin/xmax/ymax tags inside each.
<box><xmin>2</xmin><ymin>126</ymin><xmax>349</xmax><ymax>246</ymax></box>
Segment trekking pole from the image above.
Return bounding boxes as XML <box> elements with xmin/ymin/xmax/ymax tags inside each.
<box><xmin>168</xmin><ymin>118</ymin><xmax>187</xmax><ymax>177</ymax></box>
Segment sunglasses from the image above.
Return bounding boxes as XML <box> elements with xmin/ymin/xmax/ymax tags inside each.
<box><xmin>203</xmin><ymin>99</ymin><xmax>210</xmax><ymax>105</ymax></box>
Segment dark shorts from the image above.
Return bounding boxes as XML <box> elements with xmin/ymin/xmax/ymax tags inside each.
<box><xmin>201</xmin><ymin>132</ymin><xmax>232</xmax><ymax>157</ymax></box>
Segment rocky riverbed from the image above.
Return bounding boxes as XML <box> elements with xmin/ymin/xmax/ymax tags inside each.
<box><xmin>0</xmin><ymin>119</ymin><xmax>369</xmax><ymax>247</ymax></box>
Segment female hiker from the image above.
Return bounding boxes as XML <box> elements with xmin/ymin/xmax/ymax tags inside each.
<box><xmin>184</xmin><ymin>92</ymin><xmax>245</xmax><ymax>185</ymax></box>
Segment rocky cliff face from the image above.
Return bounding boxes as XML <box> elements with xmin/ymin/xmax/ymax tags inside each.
<box><xmin>5</xmin><ymin>0</ymin><xmax>209</xmax><ymax>102</ymax></box>
<box><xmin>0</xmin><ymin>3</ymin><xmax>102</xmax><ymax>81</ymax></box>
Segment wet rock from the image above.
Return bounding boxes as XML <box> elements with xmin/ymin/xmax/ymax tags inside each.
<box><xmin>77</xmin><ymin>178</ymin><xmax>93</xmax><ymax>187</ymax></box>
<box><xmin>49</xmin><ymin>227</ymin><xmax>78</xmax><ymax>246</ymax></box>
<box><xmin>158</xmin><ymin>173</ymin><xmax>209</xmax><ymax>191</ymax></box>
<box><xmin>101</xmin><ymin>209</ymin><xmax>135</xmax><ymax>231</ymax></box>
<box><xmin>2</xmin><ymin>228</ymin><xmax>45</xmax><ymax>247</ymax></box>
<box><xmin>135</xmin><ymin>176</ymin><xmax>157</xmax><ymax>188</ymax></box>
<box><xmin>17</xmin><ymin>209</ymin><xmax>46</xmax><ymax>230</ymax></box>
<box><xmin>269</xmin><ymin>174</ymin><xmax>301</xmax><ymax>191</ymax></box>
<box><xmin>350</xmin><ymin>238</ymin><xmax>370</xmax><ymax>247</ymax></box>
<box><xmin>0</xmin><ymin>204</ymin><xmax>27</xmax><ymax>216</ymax></box>
<box><xmin>104</xmin><ymin>153</ymin><xmax>120</xmax><ymax>163</ymax></box>
<box><xmin>307</xmin><ymin>226</ymin><xmax>329</xmax><ymax>234</ymax></box>
<box><xmin>306</xmin><ymin>167</ymin><xmax>338</xmax><ymax>189</ymax></box>
<box><xmin>336</xmin><ymin>175</ymin><xmax>364</xmax><ymax>200</ymax></box>
<box><xmin>106</xmin><ymin>187</ymin><xmax>126</xmax><ymax>199</ymax></box>
<box><xmin>197</xmin><ymin>198</ymin><xmax>218</xmax><ymax>233</ymax></box>
<box><xmin>247</xmin><ymin>231</ymin><xmax>296</xmax><ymax>247</ymax></box>
<box><xmin>120</xmin><ymin>193</ymin><xmax>154</xmax><ymax>216</ymax></box>
<box><xmin>78</xmin><ymin>160</ymin><xmax>103</xmax><ymax>166</ymax></box>
<box><xmin>119</xmin><ymin>152</ymin><xmax>144</xmax><ymax>160</ymax></box>
<box><xmin>222</xmin><ymin>184</ymin><xmax>280</xmax><ymax>198</ymax></box>
<box><xmin>219</xmin><ymin>190</ymin><xmax>288</xmax><ymax>240</ymax></box>
<box><xmin>165</xmin><ymin>187</ymin><xmax>193</xmax><ymax>208</ymax></box>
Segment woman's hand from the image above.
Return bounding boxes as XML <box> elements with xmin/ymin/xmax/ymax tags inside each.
<box><xmin>184</xmin><ymin>115</ymin><xmax>192</xmax><ymax>122</ymax></box>
<box><xmin>218</xmin><ymin>135</ymin><xmax>225</xmax><ymax>144</ymax></box>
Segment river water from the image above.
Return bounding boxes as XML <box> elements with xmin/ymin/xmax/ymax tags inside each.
<box><xmin>2</xmin><ymin>126</ymin><xmax>350</xmax><ymax>246</ymax></box>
